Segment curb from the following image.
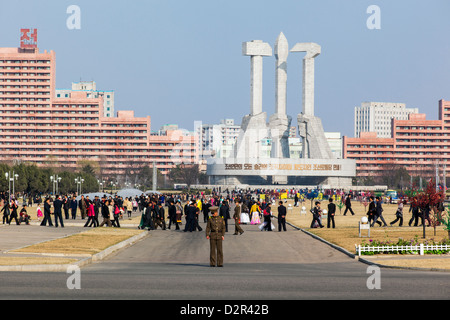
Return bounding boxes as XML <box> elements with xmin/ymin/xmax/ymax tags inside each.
<box><xmin>0</xmin><ymin>230</ymin><xmax>149</xmax><ymax>272</ymax></box>
<box><xmin>286</xmin><ymin>222</ymin><xmax>360</xmax><ymax>260</ymax></box>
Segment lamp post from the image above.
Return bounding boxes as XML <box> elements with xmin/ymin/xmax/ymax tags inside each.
<box><xmin>5</xmin><ymin>172</ymin><xmax>10</xmax><ymax>199</ymax></box>
<box><xmin>5</xmin><ymin>171</ymin><xmax>18</xmax><ymax>199</ymax></box>
<box><xmin>98</xmin><ymin>180</ymin><xmax>105</xmax><ymax>193</ymax></box>
<box><xmin>444</xmin><ymin>164</ymin><xmax>447</xmax><ymax>194</ymax></box>
<box><xmin>50</xmin><ymin>174</ymin><xmax>62</xmax><ymax>195</ymax></box>
<box><xmin>13</xmin><ymin>173</ymin><xmax>18</xmax><ymax>196</ymax></box>
<box><xmin>75</xmin><ymin>177</ymin><xmax>84</xmax><ymax>195</ymax></box>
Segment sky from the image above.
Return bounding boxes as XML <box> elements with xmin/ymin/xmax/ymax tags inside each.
<box><xmin>1</xmin><ymin>0</ymin><xmax>450</xmax><ymax>137</ymax></box>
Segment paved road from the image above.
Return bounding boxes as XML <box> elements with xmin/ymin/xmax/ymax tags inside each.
<box><xmin>0</xmin><ymin>219</ymin><xmax>448</xmax><ymax>302</ymax></box>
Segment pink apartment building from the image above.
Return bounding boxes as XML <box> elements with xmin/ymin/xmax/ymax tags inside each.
<box><xmin>343</xmin><ymin>99</ymin><xmax>450</xmax><ymax>183</ymax></box>
<box><xmin>0</xmin><ymin>31</ymin><xmax>197</xmax><ymax>180</ymax></box>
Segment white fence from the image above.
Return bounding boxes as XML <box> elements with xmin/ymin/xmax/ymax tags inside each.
<box><xmin>356</xmin><ymin>244</ymin><xmax>450</xmax><ymax>256</ymax></box>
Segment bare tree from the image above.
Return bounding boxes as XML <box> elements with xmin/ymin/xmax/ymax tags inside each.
<box><xmin>168</xmin><ymin>163</ymin><xmax>201</xmax><ymax>192</ymax></box>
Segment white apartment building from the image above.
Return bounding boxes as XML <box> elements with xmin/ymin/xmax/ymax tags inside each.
<box><xmin>56</xmin><ymin>81</ymin><xmax>115</xmax><ymax>118</ymax></box>
<box><xmin>196</xmin><ymin>119</ymin><xmax>241</xmax><ymax>159</ymax></box>
<box><xmin>354</xmin><ymin>102</ymin><xmax>419</xmax><ymax>138</ymax></box>
<box><xmin>324</xmin><ymin>132</ymin><xmax>342</xmax><ymax>159</ymax></box>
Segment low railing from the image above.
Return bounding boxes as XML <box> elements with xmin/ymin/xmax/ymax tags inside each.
<box><xmin>355</xmin><ymin>244</ymin><xmax>450</xmax><ymax>256</ymax></box>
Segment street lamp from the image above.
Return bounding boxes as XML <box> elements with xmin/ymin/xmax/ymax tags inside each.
<box><xmin>50</xmin><ymin>175</ymin><xmax>62</xmax><ymax>195</ymax></box>
<box><xmin>13</xmin><ymin>173</ymin><xmax>18</xmax><ymax>196</ymax></box>
<box><xmin>98</xmin><ymin>179</ymin><xmax>106</xmax><ymax>193</ymax></box>
<box><xmin>5</xmin><ymin>171</ymin><xmax>18</xmax><ymax>199</ymax></box>
<box><xmin>75</xmin><ymin>177</ymin><xmax>84</xmax><ymax>195</ymax></box>
<box><xmin>5</xmin><ymin>172</ymin><xmax>10</xmax><ymax>199</ymax></box>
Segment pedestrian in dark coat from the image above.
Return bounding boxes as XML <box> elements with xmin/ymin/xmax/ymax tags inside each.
<box><xmin>40</xmin><ymin>198</ymin><xmax>53</xmax><ymax>227</ymax></box>
<box><xmin>53</xmin><ymin>195</ymin><xmax>64</xmax><ymax>228</ymax></box>
<box><xmin>371</xmin><ymin>196</ymin><xmax>387</xmax><ymax>227</ymax></box>
<box><xmin>408</xmin><ymin>197</ymin><xmax>420</xmax><ymax>226</ymax></box>
<box><xmin>343</xmin><ymin>194</ymin><xmax>355</xmax><ymax>216</ymax></box>
<box><xmin>63</xmin><ymin>195</ymin><xmax>70</xmax><ymax>219</ymax></box>
<box><xmin>193</xmin><ymin>202</ymin><xmax>203</xmax><ymax>231</ymax></box>
<box><xmin>70</xmin><ymin>196</ymin><xmax>78</xmax><ymax>219</ymax></box>
<box><xmin>310</xmin><ymin>201</ymin><xmax>324</xmax><ymax>228</ymax></box>
<box><xmin>277</xmin><ymin>201</ymin><xmax>287</xmax><ymax>231</ymax></box>
<box><xmin>167</xmin><ymin>201</ymin><xmax>179</xmax><ymax>230</ymax></box>
<box><xmin>327</xmin><ymin>198</ymin><xmax>336</xmax><ymax>228</ymax></box>
<box><xmin>143</xmin><ymin>202</ymin><xmax>155</xmax><ymax>230</ymax></box>
<box><xmin>154</xmin><ymin>202</ymin><xmax>166</xmax><ymax>230</ymax></box>
<box><xmin>183</xmin><ymin>202</ymin><xmax>197</xmax><ymax>232</ymax></box>
<box><xmin>9</xmin><ymin>200</ymin><xmax>19</xmax><ymax>225</ymax></box>
<box><xmin>203</xmin><ymin>201</ymin><xmax>211</xmax><ymax>223</ymax></box>
<box><xmin>219</xmin><ymin>200</ymin><xmax>230</xmax><ymax>232</ymax></box>
<box><xmin>92</xmin><ymin>196</ymin><xmax>101</xmax><ymax>227</ymax></box>
<box><xmin>1</xmin><ymin>200</ymin><xmax>10</xmax><ymax>224</ymax></box>
<box><xmin>367</xmin><ymin>196</ymin><xmax>376</xmax><ymax>225</ymax></box>
<box><xmin>99</xmin><ymin>199</ymin><xmax>112</xmax><ymax>227</ymax></box>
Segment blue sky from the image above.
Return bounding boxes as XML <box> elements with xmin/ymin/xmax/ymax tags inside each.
<box><xmin>1</xmin><ymin>0</ymin><xmax>449</xmax><ymax>137</ymax></box>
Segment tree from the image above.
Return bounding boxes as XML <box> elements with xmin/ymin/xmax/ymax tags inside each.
<box><xmin>23</xmin><ymin>164</ymin><xmax>48</xmax><ymax>194</ymax></box>
<box><xmin>440</xmin><ymin>207</ymin><xmax>450</xmax><ymax>239</ymax></box>
<box><xmin>79</xmin><ymin>173</ymin><xmax>100</xmax><ymax>194</ymax></box>
<box><xmin>168</xmin><ymin>163</ymin><xmax>201</xmax><ymax>192</ymax></box>
<box><xmin>414</xmin><ymin>179</ymin><xmax>444</xmax><ymax>238</ymax></box>
<box><xmin>378</xmin><ymin>163</ymin><xmax>410</xmax><ymax>189</ymax></box>
<box><xmin>306</xmin><ymin>189</ymin><xmax>319</xmax><ymax>210</ymax></box>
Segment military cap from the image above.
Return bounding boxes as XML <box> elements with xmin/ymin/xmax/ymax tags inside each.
<box><xmin>209</xmin><ymin>206</ymin><xmax>219</xmax><ymax>212</ymax></box>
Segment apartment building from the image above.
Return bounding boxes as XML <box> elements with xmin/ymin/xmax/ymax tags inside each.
<box><xmin>56</xmin><ymin>81</ymin><xmax>115</xmax><ymax>118</ymax></box>
<box><xmin>0</xmin><ymin>30</ymin><xmax>196</xmax><ymax>178</ymax></box>
<box><xmin>344</xmin><ymin>100</ymin><xmax>450</xmax><ymax>180</ymax></box>
<box><xmin>354</xmin><ymin>102</ymin><xmax>419</xmax><ymax>138</ymax></box>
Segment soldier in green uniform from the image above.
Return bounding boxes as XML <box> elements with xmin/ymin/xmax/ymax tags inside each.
<box><xmin>233</xmin><ymin>199</ymin><xmax>244</xmax><ymax>235</ymax></box>
<box><xmin>206</xmin><ymin>206</ymin><xmax>226</xmax><ymax>267</ymax></box>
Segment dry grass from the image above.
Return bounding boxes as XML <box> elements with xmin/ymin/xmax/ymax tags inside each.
<box><xmin>11</xmin><ymin>228</ymin><xmax>143</xmax><ymax>256</ymax></box>
<box><xmin>372</xmin><ymin>258</ymin><xmax>450</xmax><ymax>270</ymax></box>
<box><xmin>0</xmin><ymin>257</ymin><xmax>78</xmax><ymax>266</ymax></box>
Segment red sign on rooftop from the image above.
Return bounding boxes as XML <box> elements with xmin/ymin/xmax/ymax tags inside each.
<box><xmin>20</xmin><ymin>28</ymin><xmax>38</xmax><ymax>49</ymax></box>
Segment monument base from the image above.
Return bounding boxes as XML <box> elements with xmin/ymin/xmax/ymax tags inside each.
<box><xmin>207</xmin><ymin>158</ymin><xmax>356</xmax><ymax>187</ymax></box>
<box><xmin>210</xmin><ymin>175</ymin><xmax>352</xmax><ymax>187</ymax></box>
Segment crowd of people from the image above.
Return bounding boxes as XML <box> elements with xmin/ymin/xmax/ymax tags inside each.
<box><xmin>136</xmin><ymin>191</ymin><xmax>288</xmax><ymax>233</ymax></box>
<box><xmin>0</xmin><ymin>192</ymin><xmax>135</xmax><ymax>228</ymax></box>
<box><xmin>0</xmin><ymin>186</ymin><xmax>445</xmax><ymax>231</ymax></box>
<box><xmin>0</xmin><ymin>188</ymin><xmax>293</xmax><ymax>233</ymax></box>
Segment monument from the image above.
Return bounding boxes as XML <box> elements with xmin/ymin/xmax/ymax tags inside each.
<box><xmin>291</xmin><ymin>42</ymin><xmax>333</xmax><ymax>159</ymax></box>
<box><xmin>270</xmin><ymin>32</ymin><xmax>291</xmax><ymax>160</ymax></box>
<box><xmin>233</xmin><ymin>40</ymin><xmax>272</xmax><ymax>160</ymax></box>
<box><xmin>207</xmin><ymin>33</ymin><xmax>356</xmax><ymax>187</ymax></box>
